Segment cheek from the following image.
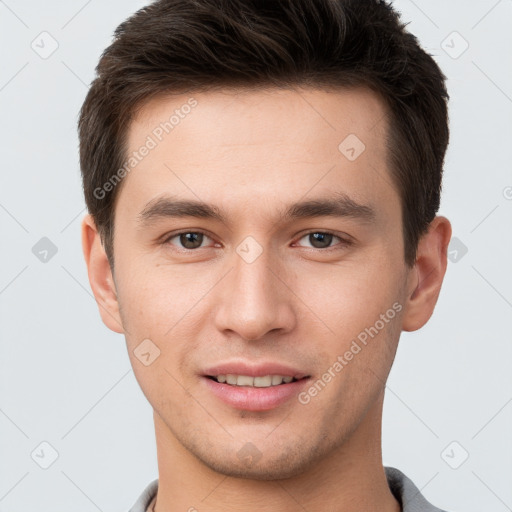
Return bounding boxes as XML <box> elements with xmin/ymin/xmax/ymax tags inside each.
<box><xmin>293</xmin><ymin>258</ymin><xmax>401</xmax><ymax>329</ymax></box>
<box><xmin>116</xmin><ymin>269</ymin><xmax>191</xmax><ymax>405</ymax></box>
<box><xmin>116</xmin><ymin>257</ymin><xmax>187</xmax><ymax>319</ymax></box>
<box><xmin>299</xmin><ymin>261</ymin><xmax>404</xmax><ymax>383</ymax></box>
<box><xmin>116</xmin><ymin>263</ymin><xmax>209</xmax><ymax>371</ymax></box>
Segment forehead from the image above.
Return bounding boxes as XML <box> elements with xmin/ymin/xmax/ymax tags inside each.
<box><xmin>130</xmin><ymin>85</ymin><xmax>389</xmax><ymax>149</ymax></box>
<box><xmin>118</xmin><ymin>86</ymin><xmax>398</xmax><ymax>228</ymax></box>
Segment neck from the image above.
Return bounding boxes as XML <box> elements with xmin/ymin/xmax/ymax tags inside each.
<box><xmin>151</xmin><ymin>391</ymin><xmax>400</xmax><ymax>512</ymax></box>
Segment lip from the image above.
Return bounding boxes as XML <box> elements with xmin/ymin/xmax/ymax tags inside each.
<box><xmin>202</xmin><ymin>375</ymin><xmax>311</xmax><ymax>411</ymax></box>
<box><xmin>202</xmin><ymin>361</ymin><xmax>310</xmax><ymax>380</ymax></box>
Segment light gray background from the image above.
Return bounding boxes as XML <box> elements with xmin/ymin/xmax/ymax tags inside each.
<box><xmin>0</xmin><ymin>0</ymin><xmax>511</xmax><ymax>510</ymax></box>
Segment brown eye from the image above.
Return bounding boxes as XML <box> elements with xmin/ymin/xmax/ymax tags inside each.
<box><xmin>164</xmin><ymin>231</ymin><xmax>213</xmax><ymax>250</ymax></box>
<box><xmin>307</xmin><ymin>232</ymin><xmax>334</xmax><ymax>249</ymax></box>
<box><xmin>297</xmin><ymin>231</ymin><xmax>346</xmax><ymax>249</ymax></box>
<box><xmin>179</xmin><ymin>232</ymin><xmax>204</xmax><ymax>249</ymax></box>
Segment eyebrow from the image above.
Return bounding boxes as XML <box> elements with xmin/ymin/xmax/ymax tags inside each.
<box><xmin>137</xmin><ymin>192</ymin><xmax>377</xmax><ymax>228</ymax></box>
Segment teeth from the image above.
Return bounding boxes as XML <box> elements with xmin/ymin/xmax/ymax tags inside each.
<box><xmin>214</xmin><ymin>374</ymin><xmax>295</xmax><ymax>387</ymax></box>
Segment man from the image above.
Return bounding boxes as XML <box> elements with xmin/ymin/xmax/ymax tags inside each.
<box><xmin>79</xmin><ymin>0</ymin><xmax>453</xmax><ymax>511</ymax></box>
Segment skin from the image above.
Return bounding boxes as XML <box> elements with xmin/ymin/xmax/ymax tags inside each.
<box><xmin>82</xmin><ymin>86</ymin><xmax>452</xmax><ymax>512</ymax></box>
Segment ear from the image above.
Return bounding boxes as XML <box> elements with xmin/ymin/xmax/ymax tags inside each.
<box><xmin>81</xmin><ymin>214</ymin><xmax>124</xmax><ymax>334</ymax></box>
<box><xmin>401</xmin><ymin>216</ymin><xmax>452</xmax><ymax>332</ymax></box>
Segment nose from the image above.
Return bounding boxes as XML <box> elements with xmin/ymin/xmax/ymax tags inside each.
<box><xmin>213</xmin><ymin>247</ymin><xmax>297</xmax><ymax>341</ymax></box>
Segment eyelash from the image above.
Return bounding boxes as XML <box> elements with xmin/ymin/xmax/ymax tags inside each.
<box><xmin>161</xmin><ymin>229</ymin><xmax>353</xmax><ymax>252</ymax></box>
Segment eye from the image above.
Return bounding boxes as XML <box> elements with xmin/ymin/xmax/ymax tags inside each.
<box><xmin>295</xmin><ymin>231</ymin><xmax>351</xmax><ymax>250</ymax></box>
<box><xmin>163</xmin><ymin>230</ymin><xmax>216</xmax><ymax>250</ymax></box>
<box><xmin>161</xmin><ymin>230</ymin><xmax>351</xmax><ymax>252</ymax></box>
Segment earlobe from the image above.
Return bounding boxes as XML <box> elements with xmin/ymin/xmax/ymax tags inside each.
<box><xmin>401</xmin><ymin>216</ymin><xmax>452</xmax><ymax>332</ymax></box>
<box><xmin>81</xmin><ymin>214</ymin><xmax>124</xmax><ymax>334</ymax></box>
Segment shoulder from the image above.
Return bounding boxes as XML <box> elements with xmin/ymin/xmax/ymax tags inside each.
<box><xmin>385</xmin><ymin>466</ymin><xmax>453</xmax><ymax>512</ymax></box>
<box><xmin>127</xmin><ymin>478</ymin><xmax>159</xmax><ymax>512</ymax></box>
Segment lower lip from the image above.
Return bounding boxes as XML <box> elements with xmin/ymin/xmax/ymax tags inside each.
<box><xmin>202</xmin><ymin>376</ymin><xmax>311</xmax><ymax>411</ymax></box>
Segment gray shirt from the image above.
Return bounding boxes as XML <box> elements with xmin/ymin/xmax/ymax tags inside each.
<box><xmin>128</xmin><ymin>466</ymin><xmax>450</xmax><ymax>512</ymax></box>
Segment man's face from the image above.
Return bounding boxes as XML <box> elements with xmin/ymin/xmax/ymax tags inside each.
<box><xmin>106</xmin><ymin>87</ymin><xmax>415</xmax><ymax>479</ymax></box>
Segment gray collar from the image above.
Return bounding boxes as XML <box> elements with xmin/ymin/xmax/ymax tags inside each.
<box><xmin>128</xmin><ymin>466</ymin><xmax>449</xmax><ymax>512</ymax></box>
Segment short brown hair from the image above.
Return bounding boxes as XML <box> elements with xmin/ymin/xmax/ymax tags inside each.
<box><xmin>78</xmin><ymin>0</ymin><xmax>449</xmax><ymax>271</ymax></box>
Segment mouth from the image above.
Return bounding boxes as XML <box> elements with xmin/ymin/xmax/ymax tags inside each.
<box><xmin>202</xmin><ymin>374</ymin><xmax>312</xmax><ymax>411</ymax></box>
<box><xmin>205</xmin><ymin>374</ymin><xmax>309</xmax><ymax>387</ymax></box>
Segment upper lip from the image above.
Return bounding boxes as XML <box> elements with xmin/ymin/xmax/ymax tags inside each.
<box><xmin>203</xmin><ymin>361</ymin><xmax>310</xmax><ymax>380</ymax></box>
